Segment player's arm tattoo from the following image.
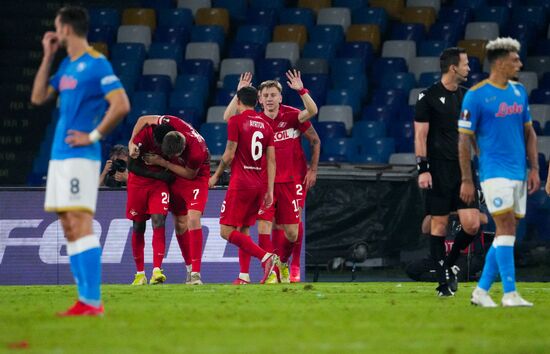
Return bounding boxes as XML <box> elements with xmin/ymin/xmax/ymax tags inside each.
<box><xmin>127</xmin><ymin>158</ymin><xmax>174</xmax><ymax>183</ymax></box>
<box><xmin>304</xmin><ymin>126</ymin><xmax>320</xmax><ymax>170</ymax></box>
<box><xmin>524</xmin><ymin>124</ymin><xmax>539</xmax><ymax>171</ymax></box>
<box><xmin>458</xmin><ymin>133</ymin><xmax>473</xmax><ymax>182</ymax></box>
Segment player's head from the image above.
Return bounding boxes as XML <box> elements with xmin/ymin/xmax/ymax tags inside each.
<box><xmin>153</xmin><ymin>123</ymin><xmax>176</xmax><ymax>146</ymax></box>
<box><xmin>55</xmin><ymin>6</ymin><xmax>89</xmax><ymax>45</ymax></box>
<box><xmin>258</xmin><ymin>80</ymin><xmax>283</xmax><ymax>113</ymax></box>
<box><xmin>440</xmin><ymin>47</ymin><xmax>469</xmax><ymax>83</ymax></box>
<box><xmin>162</xmin><ymin>131</ymin><xmax>186</xmax><ymax>158</ymax></box>
<box><xmin>236</xmin><ymin>86</ymin><xmax>258</xmax><ymax>111</ymax></box>
<box><xmin>486</xmin><ymin>37</ymin><xmax>522</xmax><ymax>81</ymax></box>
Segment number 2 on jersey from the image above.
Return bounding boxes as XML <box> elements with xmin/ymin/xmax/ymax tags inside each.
<box><xmin>251</xmin><ymin>131</ymin><xmax>264</xmax><ymax>161</ymax></box>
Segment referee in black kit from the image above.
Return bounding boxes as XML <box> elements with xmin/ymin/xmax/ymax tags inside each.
<box><xmin>414</xmin><ymin>47</ymin><xmax>481</xmax><ymax>297</ymax></box>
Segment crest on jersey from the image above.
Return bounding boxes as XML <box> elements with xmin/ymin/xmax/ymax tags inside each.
<box><xmin>278</xmin><ymin>122</ymin><xmax>287</xmax><ymax>128</ymax></box>
<box><xmin>439</xmin><ymin>97</ymin><xmax>446</xmax><ymax>104</ymax></box>
<box><xmin>76</xmin><ymin>62</ymin><xmax>86</xmax><ymax>72</ymax></box>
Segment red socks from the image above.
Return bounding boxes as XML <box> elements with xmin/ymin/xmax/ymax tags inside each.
<box><xmin>228</xmin><ymin>230</ymin><xmax>267</xmax><ymax>260</ymax></box>
<box><xmin>291</xmin><ymin>222</ymin><xmax>303</xmax><ymax>268</ymax></box>
<box><xmin>176</xmin><ymin>231</ymin><xmax>192</xmax><ymax>266</ymax></box>
<box><xmin>189</xmin><ymin>228</ymin><xmax>203</xmax><ymax>272</ymax></box>
<box><xmin>152</xmin><ymin>226</ymin><xmax>166</xmax><ymax>268</ymax></box>
<box><xmin>131</xmin><ymin>230</ymin><xmax>145</xmax><ymax>272</ymax></box>
<box><xmin>239</xmin><ymin>248</ymin><xmax>251</xmax><ymax>273</ymax></box>
<box><xmin>272</xmin><ymin>229</ymin><xmax>285</xmax><ymax>255</ymax></box>
<box><xmin>258</xmin><ymin>233</ymin><xmax>273</xmax><ymax>253</ymax></box>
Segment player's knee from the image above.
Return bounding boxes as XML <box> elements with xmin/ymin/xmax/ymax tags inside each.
<box><xmin>286</xmin><ymin>229</ymin><xmax>299</xmax><ymax>242</ymax></box>
<box><xmin>220</xmin><ymin>229</ymin><xmax>230</xmax><ymax>240</ymax></box>
<box><xmin>133</xmin><ymin>221</ymin><xmax>146</xmax><ymax>234</ymax></box>
<box><xmin>187</xmin><ymin>217</ymin><xmax>201</xmax><ymax>230</ymax></box>
<box><xmin>462</xmin><ymin>221</ymin><xmax>480</xmax><ymax>235</ymax></box>
<box><xmin>174</xmin><ymin>221</ymin><xmax>188</xmax><ymax>235</ymax></box>
<box><xmin>151</xmin><ymin>214</ymin><xmax>166</xmax><ymax>229</ymax></box>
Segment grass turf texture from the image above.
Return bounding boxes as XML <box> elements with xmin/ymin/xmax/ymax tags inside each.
<box><xmin>1</xmin><ymin>283</ymin><xmax>549</xmax><ymax>354</ymax></box>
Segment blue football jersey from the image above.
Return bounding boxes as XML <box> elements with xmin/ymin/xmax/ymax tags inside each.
<box><xmin>49</xmin><ymin>48</ymin><xmax>123</xmax><ymax>161</ymax></box>
<box><xmin>458</xmin><ymin>80</ymin><xmax>532</xmax><ymax>182</ymax></box>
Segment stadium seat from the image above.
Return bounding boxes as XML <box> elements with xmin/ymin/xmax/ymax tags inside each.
<box><xmin>195</xmin><ymin>8</ymin><xmax>230</xmax><ymax>34</ymax></box>
<box><xmin>200</xmin><ymin>123</ymin><xmax>228</xmax><ymax>155</ymax></box>
<box><xmin>530</xmin><ymin>89</ymin><xmax>550</xmax><ymax>104</ymax></box>
<box><xmin>534</xmin><ymin>40</ymin><xmax>550</xmax><ymax>56</ymax></box>
<box><xmin>544</xmin><ymin>121</ymin><xmax>550</xmax><ymax>136</ymax></box>
<box><xmin>219</xmin><ymin>58</ymin><xmax>255</xmax><ymax>80</ymax></box>
<box><xmin>399</xmin><ymin>7</ymin><xmax>436</xmax><ymax>31</ymax></box>
<box><xmin>185</xmin><ymin>42</ymin><xmax>220</xmax><ymax>70</ymax></box>
<box><xmin>213</xmin><ymin>0</ymin><xmax>246</xmax><ymax>21</ymax></box>
<box><xmin>525</xmin><ymin>57</ymin><xmax>550</xmax><ymax>79</ymax></box>
<box><xmin>279</xmin><ymin>8</ymin><xmax>315</xmax><ymax>31</ymax></box>
<box><xmin>122</xmin><ymin>8</ymin><xmax>156</xmax><ymax>31</ymax></box>
<box><xmin>333</xmin><ymin>0</ymin><xmax>369</xmax><ymax>11</ymax></box>
<box><xmin>89</xmin><ymin>8</ymin><xmax>120</xmax><ymax>28</ymax></box>
<box><xmin>369</xmin><ymin>0</ymin><xmax>405</xmax><ymax>19</ymax></box>
<box><xmin>537</xmin><ymin>136</ymin><xmax>550</xmax><ymax>158</ymax></box>
<box><xmin>88</xmin><ymin>26</ymin><xmax>117</xmax><ymax>45</ymax></box>
<box><xmin>512</xmin><ymin>6</ymin><xmax>547</xmax><ymax>32</ymax></box>
<box><xmin>112</xmin><ymin>59</ymin><xmax>142</xmax><ymax>79</ymax></box>
<box><xmin>214</xmin><ymin>88</ymin><xmax>237</xmax><ymax>105</ymax></box>
<box><xmin>90</xmin><ymin>42</ymin><xmax>109</xmax><ymax>57</ymax></box>
<box><xmin>175</xmin><ymin>74</ymin><xmax>210</xmax><ymax>99</ymax></box>
<box><xmin>391</xmin><ymin>121</ymin><xmax>414</xmax><ymax>152</ymax></box>
<box><xmin>118</xmin><ymin>74</ymin><xmax>138</xmax><ymax>94</ymax></box>
<box><xmin>154</xmin><ymin>26</ymin><xmax>190</xmax><ymax>45</ymax></box>
<box><xmin>245</xmin><ymin>8</ymin><xmax>278</xmax><ymax>29</ymax></box>
<box><xmin>408</xmin><ymin>87</ymin><xmax>426</xmax><ymax>105</ymax></box>
<box><xmin>454</xmin><ymin>0</ymin><xmax>487</xmax><ymax>9</ymax></box>
<box><xmin>533</xmin><ymin>120</ymin><xmax>544</xmax><ymax>135</ymax></box>
<box><xmin>229</xmin><ymin>42</ymin><xmax>265</xmax><ymax>61</ymax></box>
<box><xmin>352</xmin><ymin>7</ymin><xmax>388</xmax><ymax>34</ymax></box>
<box><xmin>143</xmin><ymin>59</ymin><xmax>178</xmax><ymax>84</ymax></box>
<box><xmin>428</xmin><ymin>22</ymin><xmax>460</xmax><ymax>45</ymax></box>
<box><xmin>170</xmin><ymin>90</ymin><xmax>206</xmax><ymax>117</ymax></box>
<box><xmin>332</xmin><ymin>73</ymin><xmax>368</xmax><ymax>99</ymax></box>
<box><xmin>181</xmin><ymin>59</ymin><xmax>214</xmax><ymax>81</ymax></box>
<box><xmin>158</xmin><ymin>8</ymin><xmax>194</xmax><ymax>30</ymax></box>
<box><xmin>338</xmin><ymin>42</ymin><xmax>374</xmax><ymax>66</ymax></box>
<box><xmin>273</xmin><ymin>25</ymin><xmax>308</xmax><ymax>49</ymax></box>
<box><xmin>313</xmin><ymin>121</ymin><xmax>348</xmax><ymax>141</ymax></box>
<box><xmin>360</xmin><ymin>137</ymin><xmax>396</xmax><ymax>163</ymax></box>
<box><xmin>390</xmin><ymin>23</ymin><xmax>425</xmax><ymax>42</ymax></box>
<box><xmin>409</xmin><ymin>57</ymin><xmax>439</xmax><ymax>80</ymax></box>
<box><xmin>517</xmin><ymin>71</ymin><xmax>539</xmax><ymax>95</ymax></box>
<box><xmin>457</xmin><ymin>39</ymin><xmax>488</xmax><ymax>62</ymax></box>
<box><xmin>191</xmin><ymin>26</ymin><xmax>226</xmax><ymax>51</ymax></box>
<box><xmin>438</xmin><ymin>7</ymin><xmax>472</xmax><ymax>28</ymax></box>
<box><xmin>256</xmin><ymin>58</ymin><xmax>292</xmax><ymax>82</ymax></box>
<box><xmin>371</xmin><ymin>57</ymin><xmax>408</xmax><ymax>86</ymax></box>
<box><xmin>137</xmin><ymin>75</ymin><xmax>172</xmax><ymax>93</ymax></box>
<box><xmin>300</xmin><ymin>74</ymin><xmax>329</xmax><ymax>106</ymax></box>
<box><xmin>389</xmin><ymin>152</ymin><xmax>416</xmax><ymax>165</ymax></box>
<box><xmin>475</xmin><ymin>6</ymin><xmax>510</xmax><ymax>30</ymax></box>
<box><xmin>317</xmin><ymin>8</ymin><xmax>352</xmax><ymax>31</ymax></box>
<box><xmin>406</xmin><ymin>0</ymin><xmax>441</xmax><ymax>12</ymax></box>
<box><xmin>295</xmin><ymin>58</ymin><xmax>329</xmax><ymax>74</ymax></box>
<box><xmin>418</xmin><ymin>40</ymin><xmax>449</xmax><ymax>57</ymax></box>
<box><xmin>222</xmin><ymin>74</ymin><xmax>241</xmax><ymax>90</ymax></box>
<box><xmin>321</xmin><ymin>138</ymin><xmax>356</xmax><ymax>162</ymax></box>
<box><xmin>346</xmin><ymin>25</ymin><xmax>381</xmax><ymax>52</ymax></box>
<box><xmin>142</xmin><ymin>0</ymin><xmax>175</xmax><ymax>10</ymax></box>
<box><xmin>265</xmin><ymin>42</ymin><xmax>300</xmax><ymax>66</ymax></box>
<box><xmin>318</xmin><ymin>105</ymin><xmax>354</xmax><ymax>132</ymax></box>
<box><xmin>303</xmin><ymin>43</ymin><xmax>336</xmax><ymax>60</ymax></box>
<box><xmin>371</xmin><ymin>88</ymin><xmax>408</xmax><ymax>108</ymax></box>
<box><xmin>309</xmin><ymin>25</ymin><xmax>345</xmax><ymax>46</ymax></box>
<box><xmin>206</xmin><ymin>106</ymin><xmax>227</xmax><ymax>123</ymax></box>
<box><xmin>117</xmin><ymin>25</ymin><xmax>151</xmax><ymax>49</ymax></box>
<box><xmin>168</xmin><ymin>109</ymin><xmax>200</xmax><ymax>130</ymax></box>
<box><xmin>111</xmin><ymin>43</ymin><xmax>146</xmax><ymax>63</ymax></box>
<box><xmin>467</xmin><ymin>56</ymin><xmax>482</xmax><ymax>73</ymax></box>
<box><xmin>177</xmin><ymin>0</ymin><xmax>211</xmax><ymax>16</ymax></box>
<box><xmin>465</xmin><ymin>22</ymin><xmax>500</xmax><ymax>40</ymax></box>
<box><xmin>540</xmin><ymin>73</ymin><xmax>550</xmax><ymax>89</ymax></box>
<box><xmin>463</xmin><ymin>72</ymin><xmax>489</xmax><ymax>88</ymax></box>
<box><xmin>249</xmin><ymin>0</ymin><xmax>284</xmax><ymax>10</ymax></box>
<box><xmin>330</xmin><ymin>58</ymin><xmax>365</xmax><ymax>76</ymax></box>
<box><xmin>352</xmin><ymin>120</ymin><xmax>386</xmax><ymax>139</ymax></box>
<box><xmin>131</xmin><ymin>91</ymin><xmax>167</xmax><ymax>114</ymax></box>
<box><xmin>530</xmin><ymin>104</ymin><xmax>550</xmax><ymax>125</ymax></box>
<box><xmin>382</xmin><ymin>40</ymin><xmax>417</xmax><ymax>66</ymax></box>
<box><xmin>361</xmin><ymin>104</ymin><xmax>399</xmax><ymax>126</ymax></box>
<box><xmin>148</xmin><ymin>43</ymin><xmax>184</xmax><ymax>69</ymax></box>
<box><xmin>298</xmin><ymin>0</ymin><xmax>332</xmax><ymax>14</ymax></box>
<box><xmin>235</xmin><ymin>25</ymin><xmax>271</xmax><ymax>45</ymax></box>
<box><xmin>504</xmin><ymin>22</ymin><xmax>536</xmax><ymax>49</ymax></box>
<box><xmin>380</xmin><ymin>72</ymin><xmax>416</xmax><ymax>94</ymax></box>
<box><xmin>418</xmin><ymin>72</ymin><xmax>441</xmax><ymax>87</ymax></box>
<box><xmin>326</xmin><ymin>90</ymin><xmax>362</xmax><ymax>118</ymax></box>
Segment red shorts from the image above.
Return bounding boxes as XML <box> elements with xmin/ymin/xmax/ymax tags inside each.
<box><xmin>258</xmin><ymin>182</ymin><xmax>300</xmax><ymax>224</ymax></box>
<box><xmin>295</xmin><ymin>180</ymin><xmax>308</xmax><ymax>209</ymax></box>
<box><xmin>126</xmin><ymin>180</ymin><xmax>170</xmax><ymax>222</ymax></box>
<box><xmin>220</xmin><ymin>188</ymin><xmax>264</xmax><ymax>227</ymax></box>
<box><xmin>169</xmin><ymin>176</ymin><xmax>209</xmax><ymax>216</ymax></box>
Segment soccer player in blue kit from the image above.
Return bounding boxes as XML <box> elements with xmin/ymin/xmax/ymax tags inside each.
<box><xmin>31</xmin><ymin>6</ymin><xmax>130</xmax><ymax>316</ymax></box>
<box><xmin>458</xmin><ymin>38</ymin><xmax>540</xmax><ymax>307</ymax></box>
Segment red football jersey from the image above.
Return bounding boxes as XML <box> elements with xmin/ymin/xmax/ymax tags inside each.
<box><xmin>260</xmin><ymin>104</ymin><xmax>303</xmax><ymax>183</ymax></box>
<box><xmin>129</xmin><ymin>125</ymin><xmax>165</xmax><ymax>185</ymax></box>
<box><xmin>157</xmin><ymin>115</ymin><xmax>210</xmax><ymax>179</ymax></box>
<box><xmin>227</xmin><ymin>109</ymin><xmax>274</xmax><ymax>190</ymax></box>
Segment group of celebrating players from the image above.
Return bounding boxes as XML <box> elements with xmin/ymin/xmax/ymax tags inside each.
<box><xmin>124</xmin><ymin>70</ymin><xmax>320</xmax><ymax>286</ymax></box>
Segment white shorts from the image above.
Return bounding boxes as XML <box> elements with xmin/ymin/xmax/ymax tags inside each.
<box><xmin>480</xmin><ymin>178</ymin><xmax>527</xmax><ymax>218</ymax></box>
<box><xmin>45</xmin><ymin>158</ymin><xmax>101</xmax><ymax>214</ymax></box>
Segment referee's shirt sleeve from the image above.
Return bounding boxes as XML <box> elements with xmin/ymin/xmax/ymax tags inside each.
<box><xmin>414</xmin><ymin>90</ymin><xmax>430</xmax><ymax>123</ymax></box>
<box><xmin>458</xmin><ymin>90</ymin><xmax>477</xmax><ymax>135</ymax></box>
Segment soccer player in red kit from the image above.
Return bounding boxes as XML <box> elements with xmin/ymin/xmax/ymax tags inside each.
<box><xmin>223</xmin><ymin>71</ymin><xmax>318</xmax><ymax>284</ymax></box>
<box><xmin>209</xmin><ymin>86</ymin><xmax>278</xmax><ymax>284</ymax></box>
<box><xmin>127</xmin><ymin>124</ymin><xmax>175</xmax><ymax>285</ymax></box>
<box><xmin>130</xmin><ymin>115</ymin><xmax>210</xmax><ymax>285</ymax></box>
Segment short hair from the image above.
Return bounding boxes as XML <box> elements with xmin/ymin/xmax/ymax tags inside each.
<box><xmin>440</xmin><ymin>47</ymin><xmax>466</xmax><ymax>73</ymax></box>
<box><xmin>258</xmin><ymin>80</ymin><xmax>283</xmax><ymax>93</ymax></box>
<box><xmin>153</xmin><ymin>123</ymin><xmax>176</xmax><ymax>145</ymax></box>
<box><xmin>486</xmin><ymin>37</ymin><xmax>521</xmax><ymax>65</ymax></box>
<box><xmin>162</xmin><ymin>131</ymin><xmax>185</xmax><ymax>156</ymax></box>
<box><xmin>57</xmin><ymin>6</ymin><xmax>89</xmax><ymax>37</ymax></box>
<box><xmin>109</xmin><ymin>144</ymin><xmax>128</xmax><ymax>158</ymax></box>
<box><xmin>237</xmin><ymin>86</ymin><xmax>258</xmax><ymax>107</ymax></box>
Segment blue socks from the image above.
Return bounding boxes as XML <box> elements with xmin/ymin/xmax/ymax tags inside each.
<box><xmin>67</xmin><ymin>235</ymin><xmax>102</xmax><ymax>307</ymax></box>
<box><xmin>477</xmin><ymin>235</ymin><xmax>516</xmax><ymax>293</ymax></box>
<box><xmin>478</xmin><ymin>244</ymin><xmax>498</xmax><ymax>291</ymax></box>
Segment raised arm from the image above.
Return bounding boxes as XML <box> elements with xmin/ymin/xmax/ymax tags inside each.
<box><xmin>524</xmin><ymin>124</ymin><xmax>540</xmax><ymax>194</ymax></box>
<box><xmin>30</xmin><ymin>32</ymin><xmax>59</xmax><ymax>105</ymax></box>
<box><xmin>286</xmin><ymin>70</ymin><xmax>318</xmax><ymax>123</ymax></box>
<box><xmin>223</xmin><ymin>72</ymin><xmax>252</xmax><ymax>122</ymax></box>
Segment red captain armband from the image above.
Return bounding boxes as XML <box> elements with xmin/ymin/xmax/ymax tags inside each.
<box><xmin>298</xmin><ymin>88</ymin><xmax>309</xmax><ymax>96</ymax></box>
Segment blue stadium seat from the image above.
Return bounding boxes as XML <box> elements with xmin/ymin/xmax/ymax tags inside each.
<box><xmin>371</xmin><ymin>89</ymin><xmax>408</xmax><ymax>108</ymax></box>
<box><xmin>141</xmin><ymin>0</ymin><xmax>173</xmax><ymax>10</ymax></box>
<box><xmin>279</xmin><ymin>8</ymin><xmax>315</xmax><ymax>31</ymax></box>
<box><xmin>534</xmin><ymin>40</ymin><xmax>550</xmax><ymax>56</ymax></box>
<box><xmin>418</xmin><ymin>72</ymin><xmax>441</xmax><ymax>87</ymax></box>
<box><xmin>235</xmin><ymin>25</ymin><xmax>271</xmax><ymax>45</ymax></box>
<box><xmin>464</xmin><ymin>72</ymin><xmax>489</xmax><ymax>88</ymax></box>
<box><xmin>371</xmin><ymin>58</ymin><xmax>408</xmax><ymax>86</ymax></box>
<box><xmin>352</xmin><ymin>120</ymin><xmax>386</xmax><ymax>139</ymax></box>
<box><xmin>89</xmin><ymin>8</ymin><xmax>120</xmax><ymax>28</ymax></box>
<box><xmin>166</xmin><ymin>107</ymin><xmax>202</xmax><ymax>128</ymax></box>
<box><xmin>170</xmin><ymin>90</ymin><xmax>206</xmax><ymax>117</ymax></box>
<box><xmin>361</xmin><ymin>104</ymin><xmax>399</xmax><ymax>127</ymax></box>
<box><xmin>379</xmin><ymin>72</ymin><xmax>416</xmax><ymax>94</ymax></box>
<box><xmin>245</xmin><ymin>8</ymin><xmax>278</xmax><ymax>29</ymax></box>
<box><xmin>313</xmin><ymin>121</ymin><xmax>348</xmax><ymax>141</ymax></box>
<box><xmin>331</xmin><ymin>74</ymin><xmax>368</xmax><ymax>99</ymax></box>
<box><xmin>543</xmin><ymin>122</ymin><xmax>550</xmax><ymax>137</ymax></box>
<box><xmin>454</xmin><ymin>0</ymin><xmax>487</xmax><ymax>10</ymax></box>
<box><xmin>326</xmin><ymin>89</ymin><xmax>362</xmax><ymax>116</ymax></box>
<box><xmin>214</xmin><ymin>88</ymin><xmax>237</xmax><ymax>105</ymax></box>
<box><xmin>390</xmin><ymin>23</ymin><xmax>425</xmax><ymax>42</ymax></box>
<box><xmin>181</xmin><ymin>59</ymin><xmax>214</xmax><ymax>81</ymax></box>
<box><xmin>321</xmin><ymin>138</ymin><xmax>356</xmax><ymax>162</ymax></box>
<box><xmin>468</xmin><ymin>56</ymin><xmax>482</xmax><ymax>73</ymax></box>
<box><xmin>88</xmin><ymin>26</ymin><xmax>116</xmax><ymax>44</ymax></box>
<box><xmin>118</xmin><ymin>73</ymin><xmax>138</xmax><ymax>94</ymax></box>
<box><xmin>511</xmin><ymin>6</ymin><xmax>547</xmax><ymax>31</ymax></box>
<box><xmin>352</xmin><ymin>7</ymin><xmax>388</xmax><ymax>34</ymax></box>
<box><xmin>309</xmin><ymin>25</ymin><xmax>345</xmax><ymax>45</ymax></box>
<box><xmin>191</xmin><ymin>25</ymin><xmax>225</xmax><ymax>50</ymax></box>
<box><xmin>439</xmin><ymin>7</ymin><xmax>472</xmax><ymax>28</ymax></box>
<box><xmin>330</xmin><ymin>58</ymin><xmax>365</xmax><ymax>76</ymax></box>
<box><xmin>222</xmin><ymin>74</ymin><xmax>241</xmax><ymax>90</ymax></box>
<box><xmin>131</xmin><ymin>91</ymin><xmax>167</xmax><ymax>111</ymax></box>
<box><xmin>213</xmin><ymin>0</ymin><xmax>247</xmax><ymax>21</ymax></box>
<box><xmin>256</xmin><ymin>58</ymin><xmax>291</xmax><ymax>82</ymax></box>
<box><xmin>137</xmin><ymin>75</ymin><xmax>172</xmax><ymax>93</ymax></box>
<box><xmin>427</xmin><ymin>22</ymin><xmax>461</xmax><ymax>45</ymax></box>
<box><xmin>249</xmin><ymin>0</ymin><xmax>284</xmax><ymax>10</ymax></box>
<box><xmin>297</xmin><ymin>74</ymin><xmax>329</xmax><ymax>106</ymax></box>
<box><xmin>475</xmin><ymin>6</ymin><xmax>510</xmax><ymax>29</ymax></box>
<box><xmin>175</xmin><ymin>74</ymin><xmax>210</xmax><ymax>99</ymax></box>
<box><xmin>503</xmin><ymin>22</ymin><xmax>536</xmax><ymax>49</ymax></box>
<box><xmin>303</xmin><ymin>42</ymin><xmax>337</xmax><ymax>60</ymax></box>
<box><xmin>360</xmin><ymin>137</ymin><xmax>395</xmax><ymax>163</ymax></box>
<box><xmin>229</xmin><ymin>42</ymin><xmax>265</xmax><ymax>61</ymax></box>
<box><xmin>540</xmin><ymin>73</ymin><xmax>550</xmax><ymax>89</ymax></box>
<box><xmin>111</xmin><ymin>43</ymin><xmax>146</xmax><ymax>63</ymax></box>
<box><xmin>334</xmin><ymin>0</ymin><xmax>368</xmax><ymax>11</ymax></box>
<box><xmin>399</xmin><ymin>105</ymin><xmax>415</xmax><ymax>123</ymax></box>
<box><xmin>338</xmin><ymin>42</ymin><xmax>374</xmax><ymax>66</ymax></box>
<box><xmin>158</xmin><ymin>8</ymin><xmax>194</xmax><ymax>30</ymax></box>
<box><xmin>200</xmin><ymin>122</ymin><xmax>228</xmax><ymax>142</ymax></box>
<box><xmin>148</xmin><ymin>43</ymin><xmax>183</xmax><ymax>68</ymax></box>
<box><xmin>418</xmin><ymin>40</ymin><xmax>449</xmax><ymax>57</ymax></box>
<box><xmin>154</xmin><ymin>26</ymin><xmax>190</xmax><ymax>45</ymax></box>
<box><xmin>530</xmin><ymin>89</ymin><xmax>550</xmax><ymax>104</ymax></box>
<box><xmin>533</xmin><ymin>120</ymin><xmax>543</xmax><ymax>135</ymax></box>
<box><xmin>112</xmin><ymin>59</ymin><xmax>142</xmax><ymax>78</ymax></box>
<box><xmin>391</xmin><ymin>121</ymin><xmax>414</xmax><ymax>153</ymax></box>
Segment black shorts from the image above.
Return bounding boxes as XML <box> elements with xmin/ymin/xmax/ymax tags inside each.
<box><xmin>425</xmin><ymin>159</ymin><xmax>478</xmax><ymax>216</ymax></box>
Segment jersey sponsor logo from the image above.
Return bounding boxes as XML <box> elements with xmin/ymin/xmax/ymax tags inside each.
<box><xmin>418</xmin><ymin>92</ymin><xmax>425</xmax><ymax>101</ymax></box>
<box><xmin>59</xmin><ymin>76</ymin><xmax>78</xmax><ymax>91</ymax></box>
<box><xmin>439</xmin><ymin>97</ymin><xmax>446</xmax><ymax>104</ymax></box>
<box><xmin>100</xmin><ymin>75</ymin><xmax>120</xmax><ymax>86</ymax></box>
<box><xmin>274</xmin><ymin>128</ymin><xmax>298</xmax><ymax>142</ymax></box>
<box><xmin>495</xmin><ymin>102</ymin><xmax>523</xmax><ymax>118</ymax></box>
<box><xmin>249</xmin><ymin>120</ymin><xmax>265</xmax><ymax>129</ymax></box>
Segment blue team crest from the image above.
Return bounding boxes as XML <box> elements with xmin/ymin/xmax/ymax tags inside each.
<box><xmin>493</xmin><ymin>197</ymin><xmax>503</xmax><ymax>208</ymax></box>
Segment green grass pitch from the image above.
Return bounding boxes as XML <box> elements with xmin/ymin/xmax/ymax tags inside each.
<box><xmin>1</xmin><ymin>282</ymin><xmax>549</xmax><ymax>353</ymax></box>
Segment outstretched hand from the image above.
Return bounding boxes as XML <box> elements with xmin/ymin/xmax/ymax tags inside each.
<box><xmin>237</xmin><ymin>72</ymin><xmax>253</xmax><ymax>90</ymax></box>
<box><xmin>286</xmin><ymin>69</ymin><xmax>303</xmax><ymax>91</ymax></box>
